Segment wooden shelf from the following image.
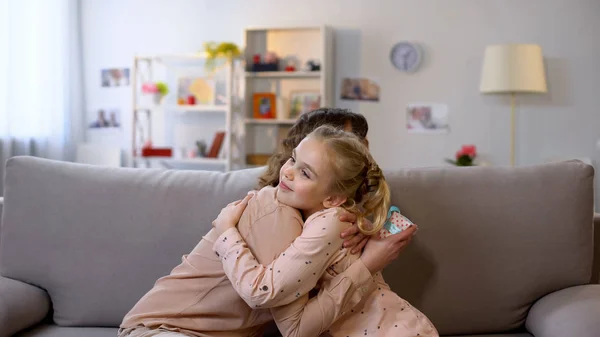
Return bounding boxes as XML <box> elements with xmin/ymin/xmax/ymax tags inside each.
<box><xmin>134</xmin><ymin>53</ymin><xmax>230</xmax><ymax>63</ymax></box>
<box><xmin>245</xmin><ymin>71</ymin><xmax>321</xmax><ymax>79</ymax></box>
<box><xmin>245</xmin><ymin>26</ymin><xmax>323</xmax><ymax>32</ymax></box>
<box><xmin>135</xmin><ymin>105</ymin><xmax>228</xmax><ymax>113</ymax></box>
<box><xmin>244</xmin><ymin>119</ymin><xmax>297</xmax><ymax>125</ymax></box>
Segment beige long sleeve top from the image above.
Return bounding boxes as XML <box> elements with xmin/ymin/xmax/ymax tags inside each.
<box><xmin>214</xmin><ymin>188</ymin><xmax>439</xmax><ymax>337</ymax></box>
<box><xmin>214</xmin><ymin>187</ymin><xmax>376</xmax><ymax>336</ymax></box>
<box><xmin>120</xmin><ymin>186</ymin><xmax>374</xmax><ymax>337</ymax></box>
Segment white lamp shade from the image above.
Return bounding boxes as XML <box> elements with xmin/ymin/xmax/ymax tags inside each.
<box><xmin>480</xmin><ymin>44</ymin><xmax>548</xmax><ymax>94</ymax></box>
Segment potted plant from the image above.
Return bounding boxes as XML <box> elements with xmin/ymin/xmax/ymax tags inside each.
<box><xmin>142</xmin><ymin>81</ymin><xmax>169</xmax><ymax>105</ymax></box>
<box><xmin>446</xmin><ymin>145</ymin><xmax>477</xmax><ymax>166</ymax></box>
<box><xmin>203</xmin><ymin>42</ymin><xmax>241</xmax><ymax>73</ymax></box>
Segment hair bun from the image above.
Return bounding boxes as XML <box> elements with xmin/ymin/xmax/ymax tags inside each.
<box><xmin>365</xmin><ymin>162</ymin><xmax>382</xmax><ymax>192</ymax></box>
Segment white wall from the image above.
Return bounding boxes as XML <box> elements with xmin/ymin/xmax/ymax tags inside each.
<box><xmin>82</xmin><ymin>0</ymin><xmax>600</xmax><ymax>203</ymax></box>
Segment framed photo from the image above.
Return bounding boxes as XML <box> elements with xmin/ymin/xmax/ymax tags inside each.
<box><xmin>253</xmin><ymin>93</ymin><xmax>277</xmax><ymax>119</ymax></box>
<box><xmin>406</xmin><ymin>103</ymin><xmax>450</xmax><ymax>134</ymax></box>
<box><xmin>89</xmin><ymin>108</ymin><xmax>121</xmax><ymax>128</ymax></box>
<box><xmin>340</xmin><ymin>78</ymin><xmax>380</xmax><ymax>102</ymax></box>
<box><xmin>289</xmin><ymin>91</ymin><xmax>321</xmax><ymax>119</ymax></box>
<box><xmin>101</xmin><ymin>68</ymin><xmax>129</xmax><ymax>87</ymax></box>
<box><xmin>178</xmin><ymin>77</ymin><xmax>215</xmax><ymax>105</ymax></box>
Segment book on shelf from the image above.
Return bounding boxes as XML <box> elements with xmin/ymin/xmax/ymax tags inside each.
<box><xmin>141</xmin><ymin>147</ymin><xmax>172</xmax><ymax>157</ymax></box>
<box><xmin>206</xmin><ymin>131</ymin><xmax>225</xmax><ymax>158</ymax></box>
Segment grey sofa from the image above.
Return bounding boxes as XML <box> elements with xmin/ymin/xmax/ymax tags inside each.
<box><xmin>1</xmin><ymin>156</ymin><xmax>599</xmax><ymax>337</ymax></box>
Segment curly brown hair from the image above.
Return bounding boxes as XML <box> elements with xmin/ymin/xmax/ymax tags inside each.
<box><xmin>257</xmin><ymin>108</ymin><xmax>369</xmax><ymax>189</ymax></box>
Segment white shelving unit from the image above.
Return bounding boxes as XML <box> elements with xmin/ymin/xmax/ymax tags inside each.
<box><xmin>242</xmin><ymin>25</ymin><xmax>333</xmax><ymax>167</ymax></box>
<box><xmin>245</xmin><ymin>71</ymin><xmax>322</xmax><ymax>79</ymax></box>
<box><xmin>134</xmin><ymin>105</ymin><xmax>229</xmax><ymax>113</ymax></box>
<box><xmin>131</xmin><ymin>54</ymin><xmax>244</xmax><ymax>171</ymax></box>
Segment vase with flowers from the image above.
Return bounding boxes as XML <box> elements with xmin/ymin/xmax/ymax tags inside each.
<box><xmin>203</xmin><ymin>42</ymin><xmax>241</xmax><ymax>73</ymax></box>
<box><xmin>446</xmin><ymin>145</ymin><xmax>477</xmax><ymax>166</ymax></box>
<box><xmin>142</xmin><ymin>82</ymin><xmax>169</xmax><ymax>105</ymax></box>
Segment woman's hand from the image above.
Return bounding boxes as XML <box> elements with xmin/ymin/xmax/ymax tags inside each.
<box><xmin>359</xmin><ymin>225</ymin><xmax>417</xmax><ymax>275</ymax></box>
<box><xmin>338</xmin><ymin>211</ymin><xmax>370</xmax><ymax>254</ymax></box>
<box><xmin>212</xmin><ymin>193</ymin><xmax>255</xmax><ymax>236</ymax></box>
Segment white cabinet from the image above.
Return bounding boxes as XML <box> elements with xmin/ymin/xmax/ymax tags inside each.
<box><xmin>131</xmin><ymin>54</ymin><xmax>244</xmax><ymax>171</ymax></box>
<box><xmin>241</xmin><ymin>25</ymin><xmax>333</xmax><ymax>167</ymax></box>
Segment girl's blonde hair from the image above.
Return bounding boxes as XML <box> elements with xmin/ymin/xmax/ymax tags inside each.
<box><xmin>257</xmin><ymin>108</ymin><xmax>368</xmax><ymax>189</ymax></box>
<box><xmin>309</xmin><ymin>125</ymin><xmax>390</xmax><ymax>235</ymax></box>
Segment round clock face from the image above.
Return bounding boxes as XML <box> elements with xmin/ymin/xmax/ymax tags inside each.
<box><xmin>390</xmin><ymin>42</ymin><xmax>422</xmax><ymax>72</ymax></box>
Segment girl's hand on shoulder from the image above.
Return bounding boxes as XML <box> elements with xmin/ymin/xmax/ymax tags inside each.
<box><xmin>212</xmin><ymin>192</ymin><xmax>255</xmax><ymax>236</ymax></box>
<box><xmin>359</xmin><ymin>225</ymin><xmax>417</xmax><ymax>274</ymax></box>
<box><xmin>337</xmin><ymin>210</ymin><xmax>370</xmax><ymax>254</ymax></box>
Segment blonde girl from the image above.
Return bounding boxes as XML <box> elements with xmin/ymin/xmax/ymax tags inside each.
<box><xmin>119</xmin><ymin>122</ymin><xmax>397</xmax><ymax>337</ymax></box>
<box><xmin>213</xmin><ymin>125</ymin><xmax>438</xmax><ymax>336</ymax></box>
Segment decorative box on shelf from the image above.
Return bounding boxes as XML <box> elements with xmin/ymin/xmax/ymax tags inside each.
<box><xmin>250</xmin><ymin>63</ymin><xmax>279</xmax><ymax>72</ymax></box>
<box><xmin>141</xmin><ymin>148</ymin><xmax>173</xmax><ymax>157</ymax></box>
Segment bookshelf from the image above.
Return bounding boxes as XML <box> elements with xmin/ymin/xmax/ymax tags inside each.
<box><xmin>131</xmin><ymin>54</ymin><xmax>244</xmax><ymax>171</ymax></box>
<box><xmin>242</xmin><ymin>25</ymin><xmax>333</xmax><ymax>167</ymax></box>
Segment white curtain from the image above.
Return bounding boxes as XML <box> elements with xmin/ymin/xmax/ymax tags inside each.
<box><xmin>0</xmin><ymin>0</ymin><xmax>83</xmax><ymax>194</ymax></box>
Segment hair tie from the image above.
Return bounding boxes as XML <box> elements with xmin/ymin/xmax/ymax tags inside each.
<box><xmin>365</xmin><ymin>162</ymin><xmax>381</xmax><ymax>192</ymax></box>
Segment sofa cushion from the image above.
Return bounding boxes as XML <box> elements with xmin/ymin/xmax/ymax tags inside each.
<box><xmin>450</xmin><ymin>335</ymin><xmax>532</xmax><ymax>337</ymax></box>
<box><xmin>0</xmin><ymin>156</ymin><xmax>263</xmax><ymax>327</ymax></box>
<box><xmin>16</xmin><ymin>325</ymin><xmax>117</xmax><ymax>337</ymax></box>
<box><xmin>383</xmin><ymin>160</ymin><xmax>594</xmax><ymax>335</ymax></box>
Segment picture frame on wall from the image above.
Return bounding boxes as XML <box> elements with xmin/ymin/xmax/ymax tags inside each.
<box><xmin>89</xmin><ymin>108</ymin><xmax>121</xmax><ymax>129</ymax></box>
<box><xmin>253</xmin><ymin>93</ymin><xmax>277</xmax><ymax>119</ymax></box>
<box><xmin>289</xmin><ymin>91</ymin><xmax>321</xmax><ymax>119</ymax></box>
<box><xmin>340</xmin><ymin>78</ymin><xmax>380</xmax><ymax>102</ymax></box>
<box><xmin>101</xmin><ymin>68</ymin><xmax>130</xmax><ymax>87</ymax></box>
<box><xmin>406</xmin><ymin>103</ymin><xmax>450</xmax><ymax>134</ymax></box>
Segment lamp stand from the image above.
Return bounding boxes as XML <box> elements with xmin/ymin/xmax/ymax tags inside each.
<box><xmin>510</xmin><ymin>92</ymin><xmax>516</xmax><ymax>167</ymax></box>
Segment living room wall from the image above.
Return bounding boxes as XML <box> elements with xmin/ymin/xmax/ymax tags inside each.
<box><xmin>81</xmin><ymin>0</ymin><xmax>600</xmax><ymax>205</ymax></box>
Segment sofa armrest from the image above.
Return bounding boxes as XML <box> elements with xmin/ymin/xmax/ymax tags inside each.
<box><xmin>0</xmin><ymin>276</ymin><xmax>50</xmax><ymax>337</ymax></box>
<box><xmin>593</xmin><ymin>213</ymin><xmax>600</xmax><ymax>284</ymax></box>
<box><xmin>525</xmin><ymin>284</ymin><xmax>600</xmax><ymax>337</ymax></box>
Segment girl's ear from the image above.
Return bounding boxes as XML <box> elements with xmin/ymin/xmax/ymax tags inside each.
<box><xmin>323</xmin><ymin>195</ymin><xmax>347</xmax><ymax>208</ymax></box>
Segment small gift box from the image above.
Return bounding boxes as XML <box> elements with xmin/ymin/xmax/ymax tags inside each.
<box><xmin>379</xmin><ymin>206</ymin><xmax>415</xmax><ymax>239</ymax></box>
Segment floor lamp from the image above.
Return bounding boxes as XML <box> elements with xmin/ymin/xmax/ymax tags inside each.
<box><xmin>479</xmin><ymin>44</ymin><xmax>548</xmax><ymax>166</ymax></box>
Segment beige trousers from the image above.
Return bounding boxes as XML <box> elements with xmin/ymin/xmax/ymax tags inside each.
<box><xmin>118</xmin><ymin>327</ymin><xmax>192</xmax><ymax>337</ymax></box>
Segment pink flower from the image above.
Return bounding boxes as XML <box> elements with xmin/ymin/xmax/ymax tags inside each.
<box><xmin>461</xmin><ymin>145</ymin><xmax>477</xmax><ymax>157</ymax></box>
<box><xmin>142</xmin><ymin>83</ymin><xmax>158</xmax><ymax>94</ymax></box>
<box><xmin>448</xmin><ymin>144</ymin><xmax>477</xmax><ymax>166</ymax></box>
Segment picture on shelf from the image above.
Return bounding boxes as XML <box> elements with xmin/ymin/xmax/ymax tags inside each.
<box><xmin>253</xmin><ymin>93</ymin><xmax>277</xmax><ymax>119</ymax></box>
<box><xmin>89</xmin><ymin>108</ymin><xmax>121</xmax><ymax>128</ymax></box>
<box><xmin>289</xmin><ymin>91</ymin><xmax>321</xmax><ymax>119</ymax></box>
<box><xmin>406</xmin><ymin>103</ymin><xmax>449</xmax><ymax>133</ymax></box>
<box><xmin>340</xmin><ymin>78</ymin><xmax>380</xmax><ymax>102</ymax></box>
<box><xmin>101</xmin><ymin>68</ymin><xmax>129</xmax><ymax>87</ymax></box>
<box><xmin>178</xmin><ymin>77</ymin><xmax>215</xmax><ymax>105</ymax></box>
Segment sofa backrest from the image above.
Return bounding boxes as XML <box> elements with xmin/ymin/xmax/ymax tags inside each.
<box><xmin>0</xmin><ymin>157</ymin><xmax>595</xmax><ymax>335</ymax></box>
<box><xmin>382</xmin><ymin>161</ymin><xmax>594</xmax><ymax>335</ymax></box>
<box><xmin>0</xmin><ymin>157</ymin><xmax>263</xmax><ymax>327</ymax></box>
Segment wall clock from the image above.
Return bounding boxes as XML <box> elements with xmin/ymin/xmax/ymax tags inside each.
<box><xmin>390</xmin><ymin>42</ymin><xmax>422</xmax><ymax>72</ymax></box>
